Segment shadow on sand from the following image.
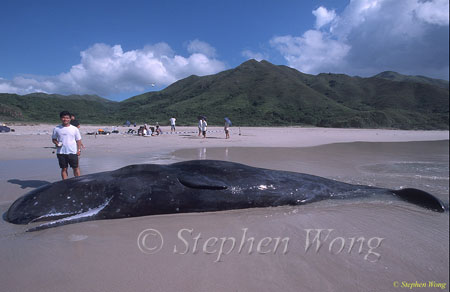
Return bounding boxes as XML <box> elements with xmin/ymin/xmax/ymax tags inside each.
<box><xmin>7</xmin><ymin>179</ymin><xmax>51</xmax><ymax>189</ymax></box>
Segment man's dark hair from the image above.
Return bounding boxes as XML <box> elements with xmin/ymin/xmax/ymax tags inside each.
<box><xmin>59</xmin><ymin>111</ymin><xmax>71</xmax><ymax>118</ymax></box>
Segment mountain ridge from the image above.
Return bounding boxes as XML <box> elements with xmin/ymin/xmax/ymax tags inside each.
<box><xmin>373</xmin><ymin>71</ymin><xmax>449</xmax><ymax>89</ymax></box>
<box><xmin>1</xmin><ymin>60</ymin><xmax>448</xmax><ymax>129</ymax></box>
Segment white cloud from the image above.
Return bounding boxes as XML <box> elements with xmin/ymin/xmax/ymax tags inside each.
<box><xmin>270</xmin><ymin>31</ymin><xmax>350</xmax><ymax>73</ymax></box>
<box><xmin>312</xmin><ymin>6</ymin><xmax>336</xmax><ymax>29</ymax></box>
<box><xmin>271</xmin><ymin>0</ymin><xmax>449</xmax><ymax>79</ymax></box>
<box><xmin>187</xmin><ymin>39</ymin><xmax>217</xmax><ymax>58</ymax></box>
<box><xmin>415</xmin><ymin>0</ymin><xmax>449</xmax><ymax>25</ymax></box>
<box><xmin>241</xmin><ymin>50</ymin><xmax>267</xmax><ymax>61</ymax></box>
<box><xmin>0</xmin><ymin>41</ymin><xmax>226</xmax><ymax>97</ymax></box>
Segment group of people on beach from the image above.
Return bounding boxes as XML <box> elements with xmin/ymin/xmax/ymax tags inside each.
<box><xmin>135</xmin><ymin>117</ymin><xmax>176</xmax><ymax>136</ymax></box>
<box><xmin>137</xmin><ymin>123</ymin><xmax>163</xmax><ymax>136</ymax></box>
<box><xmin>135</xmin><ymin>116</ymin><xmax>230</xmax><ymax>139</ymax></box>
<box><xmin>52</xmin><ymin>112</ymin><xmax>232</xmax><ymax>179</ymax></box>
<box><xmin>197</xmin><ymin>116</ymin><xmax>231</xmax><ymax>139</ymax></box>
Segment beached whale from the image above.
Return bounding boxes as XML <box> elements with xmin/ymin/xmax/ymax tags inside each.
<box><xmin>4</xmin><ymin>160</ymin><xmax>446</xmax><ymax>231</ymax></box>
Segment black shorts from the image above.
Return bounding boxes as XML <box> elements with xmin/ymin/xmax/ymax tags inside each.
<box><xmin>57</xmin><ymin>154</ymin><xmax>79</xmax><ymax>169</ymax></box>
<box><xmin>202</xmin><ymin>130</ymin><xmax>206</xmax><ymax>136</ymax></box>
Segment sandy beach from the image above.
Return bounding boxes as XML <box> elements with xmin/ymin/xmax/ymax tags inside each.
<box><xmin>0</xmin><ymin>124</ymin><xmax>448</xmax><ymax>160</ymax></box>
<box><xmin>0</xmin><ymin>125</ymin><xmax>448</xmax><ymax>292</ymax></box>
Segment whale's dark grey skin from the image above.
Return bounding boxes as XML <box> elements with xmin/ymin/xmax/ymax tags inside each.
<box><xmin>3</xmin><ymin>160</ymin><xmax>446</xmax><ymax>231</ymax></box>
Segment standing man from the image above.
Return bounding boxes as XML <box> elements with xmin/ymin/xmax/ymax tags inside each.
<box><xmin>52</xmin><ymin>111</ymin><xmax>83</xmax><ymax>180</ymax></box>
<box><xmin>170</xmin><ymin>117</ymin><xmax>176</xmax><ymax>132</ymax></box>
<box><xmin>70</xmin><ymin>113</ymin><xmax>85</xmax><ymax>149</ymax></box>
<box><xmin>224</xmin><ymin>117</ymin><xmax>232</xmax><ymax>139</ymax></box>
<box><xmin>201</xmin><ymin>118</ymin><xmax>207</xmax><ymax>138</ymax></box>
<box><xmin>198</xmin><ymin>117</ymin><xmax>203</xmax><ymax>136</ymax></box>
<box><xmin>224</xmin><ymin>122</ymin><xmax>230</xmax><ymax>139</ymax></box>
<box><xmin>70</xmin><ymin>114</ymin><xmax>80</xmax><ymax>128</ymax></box>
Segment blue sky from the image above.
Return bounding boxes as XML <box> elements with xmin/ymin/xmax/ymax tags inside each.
<box><xmin>0</xmin><ymin>0</ymin><xmax>448</xmax><ymax>100</ymax></box>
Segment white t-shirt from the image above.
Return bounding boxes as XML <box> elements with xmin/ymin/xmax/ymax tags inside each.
<box><xmin>201</xmin><ymin>120</ymin><xmax>207</xmax><ymax>131</ymax></box>
<box><xmin>52</xmin><ymin>124</ymin><xmax>81</xmax><ymax>154</ymax></box>
<box><xmin>170</xmin><ymin>118</ymin><xmax>176</xmax><ymax>125</ymax></box>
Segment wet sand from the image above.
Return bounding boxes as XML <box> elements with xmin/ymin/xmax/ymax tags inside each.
<box><xmin>1</xmin><ymin>125</ymin><xmax>447</xmax><ymax>161</ymax></box>
<box><xmin>174</xmin><ymin>141</ymin><xmax>449</xmax><ymax>200</ymax></box>
<box><xmin>0</xmin><ymin>126</ymin><xmax>448</xmax><ymax>292</ymax></box>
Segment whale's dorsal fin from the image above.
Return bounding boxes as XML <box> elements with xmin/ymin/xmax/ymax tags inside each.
<box><xmin>178</xmin><ymin>175</ymin><xmax>228</xmax><ymax>190</ymax></box>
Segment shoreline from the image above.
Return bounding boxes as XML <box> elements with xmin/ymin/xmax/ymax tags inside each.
<box><xmin>0</xmin><ymin>125</ymin><xmax>448</xmax><ymax>161</ymax></box>
<box><xmin>2</xmin><ymin>121</ymin><xmax>450</xmax><ymax>130</ymax></box>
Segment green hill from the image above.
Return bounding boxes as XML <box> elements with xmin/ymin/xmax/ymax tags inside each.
<box><xmin>0</xmin><ymin>60</ymin><xmax>448</xmax><ymax>129</ymax></box>
<box><xmin>374</xmin><ymin>71</ymin><xmax>449</xmax><ymax>89</ymax></box>
<box><xmin>0</xmin><ymin>93</ymin><xmax>118</xmax><ymax>123</ymax></box>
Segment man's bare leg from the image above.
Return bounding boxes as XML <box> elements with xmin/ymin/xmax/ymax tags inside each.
<box><xmin>61</xmin><ymin>168</ymin><xmax>68</xmax><ymax>180</ymax></box>
<box><xmin>73</xmin><ymin>167</ymin><xmax>81</xmax><ymax>177</ymax></box>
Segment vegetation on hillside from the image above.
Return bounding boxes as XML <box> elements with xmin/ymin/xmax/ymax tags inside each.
<box><xmin>1</xmin><ymin>60</ymin><xmax>448</xmax><ymax>129</ymax></box>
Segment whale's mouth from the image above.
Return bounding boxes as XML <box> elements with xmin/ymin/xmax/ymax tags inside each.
<box><xmin>26</xmin><ymin>197</ymin><xmax>113</xmax><ymax>232</ymax></box>
<box><xmin>29</xmin><ymin>212</ymin><xmax>80</xmax><ymax>223</ymax></box>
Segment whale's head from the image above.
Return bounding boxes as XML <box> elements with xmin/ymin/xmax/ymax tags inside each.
<box><xmin>3</xmin><ymin>175</ymin><xmax>114</xmax><ymax>225</ymax></box>
<box><xmin>4</xmin><ymin>183</ymin><xmax>65</xmax><ymax>224</ymax></box>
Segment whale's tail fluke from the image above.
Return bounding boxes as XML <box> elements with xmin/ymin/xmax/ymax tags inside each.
<box><xmin>392</xmin><ymin>188</ymin><xmax>447</xmax><ymax>213</ymax></box>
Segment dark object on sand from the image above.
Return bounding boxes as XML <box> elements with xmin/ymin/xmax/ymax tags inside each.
<box><xmin>0</xmin><ymin>126</ymin><xmax>11</xmax><ymax>133</ymax></box>
<box><xmin>97</xmin><ymin>129</ymin><xmax>110</xmax><ymax>135</ymax></box>
<box><xmin>4</xmin><ymin>160</ymin><xmax>446</xmax><ymax>232</ymax></box>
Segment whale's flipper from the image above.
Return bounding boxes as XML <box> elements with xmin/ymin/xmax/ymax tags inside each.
<box><xmin>392</xmin><ymin>188</ymin><xmax>446</xmax><ymax>212</ymax></box>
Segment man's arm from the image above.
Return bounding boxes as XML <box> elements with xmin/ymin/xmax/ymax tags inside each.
<box><xmin>51</xmin><ymin>128</ymin><xmax>59</xmax><ymax>146</ymax></box>
<box><xmin>76</xmin><ymin>140</ymin><xmax>82</xmax><ymax>156</ymax></box>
